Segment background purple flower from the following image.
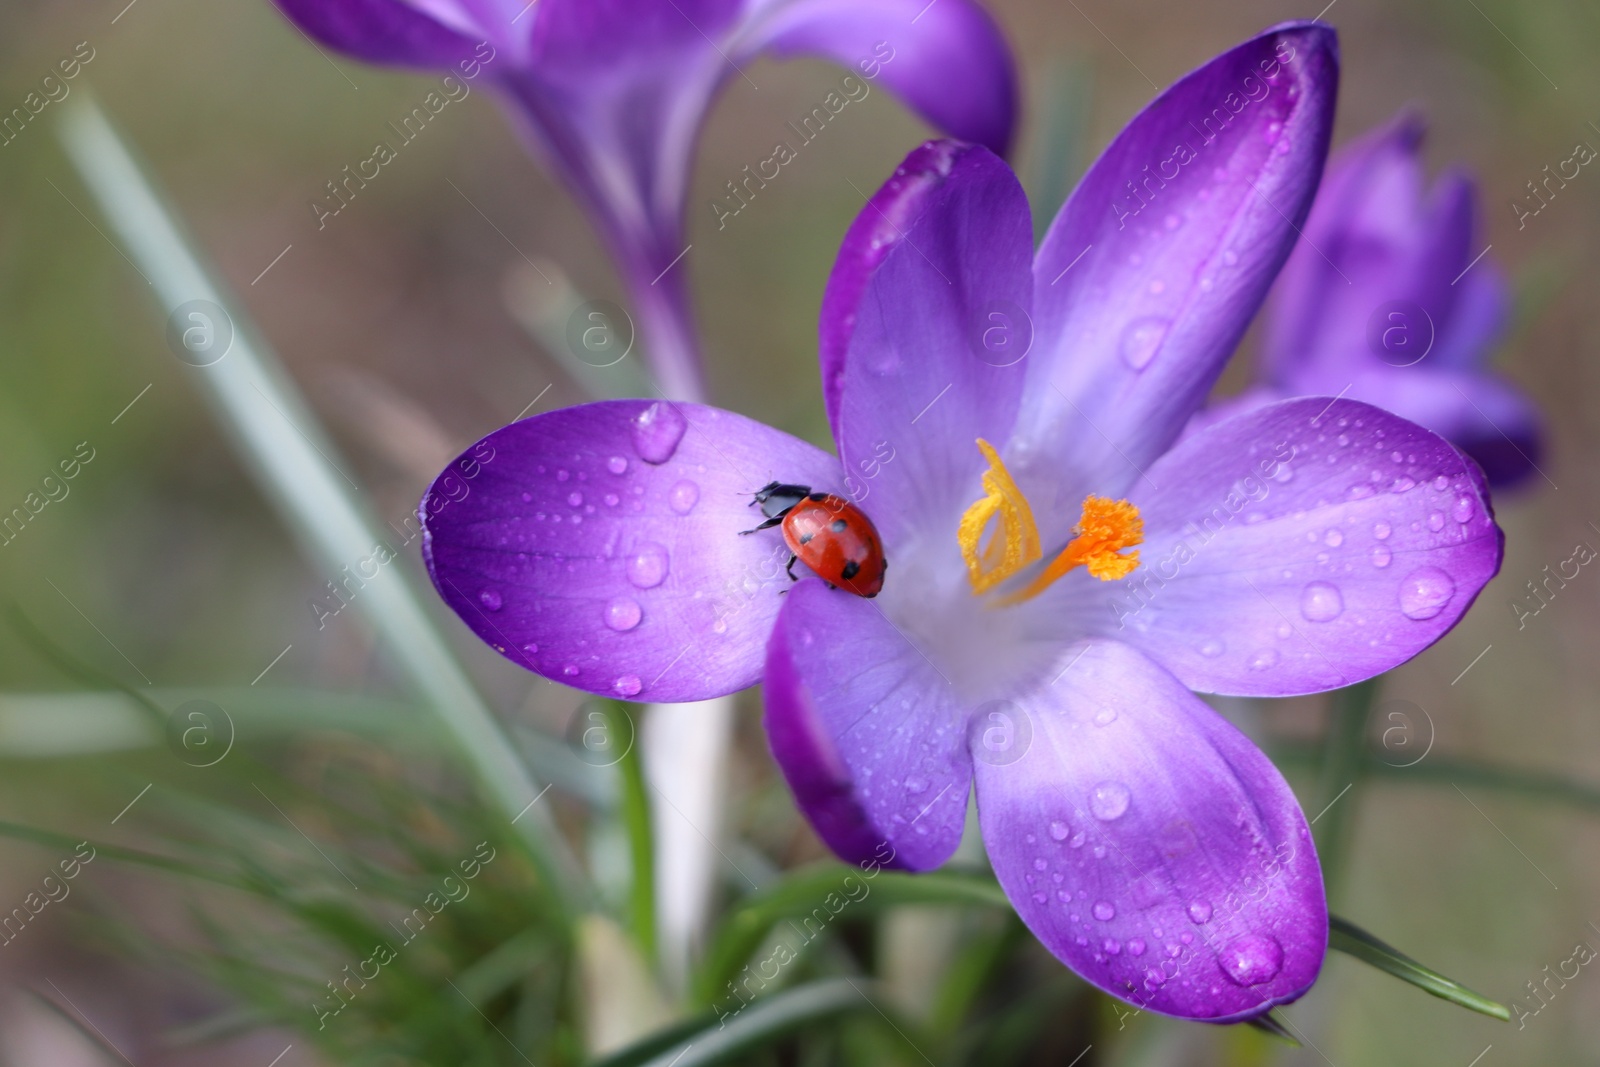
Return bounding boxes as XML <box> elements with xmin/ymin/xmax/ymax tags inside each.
<box><xmin>419</xmin><ymin>24</ymin><xmax>1504</xmax><ymax>1020</ymax></box>
<box><xmin>268</xmin><ymin>0</ymin><xmax>1017</xmax><ymax>401</ymax></box>
<box><xmin>1238</xmin><ymin>111</ymin><xmax>1545</xmax><ymax>488</ymax></box>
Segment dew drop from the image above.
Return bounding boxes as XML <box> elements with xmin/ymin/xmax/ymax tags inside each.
<box><xmin>1433</xmin><ymin>475</ymin><xmax>1450</xmax><ymax>491</ymax></box>
<box><xmin>604</xmin><ymin>493</ymin><xmax>620</xmax><ymax>507</ymax></box>
<box><xmin>1090</xmin><ymin>782</ymin><xmax>1131</xmax><ymax>821</ymax></box>
<box><xmin>1093</xmin><ymin>707</ymin><xmax>1118</xmax><ymax>727</ymax></box>
<box><xmin>1373</xmin><ymin>521</ymin><xmax>1392</xmax><ymax>540</ymax></box>
<box><xmin>1198</xmin><ymin>638</ymin><xmax>1225</xmax><ymax>658</ymax></box>
<box><xmin>905</xmin><ymin>776</ymin><xmax>928</xmax><ymax>794</ymax></box>
<box><xmin>568</xmin><ymin>491</ymin><xmax>584</xmax><ymax>508</ymax></box>
<box><xmin>631</xmin><ymin>402</ymin><xmax>688</xmax><ymax>464</ymax></box>
<box><xmin>1399</xmin><ymin>567</ymin><xmax>1456</xmax><ymax>621</ymax></box>
<box><xmin>627</xmin><ymin>543</ymin><xmax>670</xmax><ymax>588</ymax></box>
<box><xmin>1119</xmin><ymin>316</ymin><xmax>1169</xmax><ymax>371</ymax></box>
<box><xmin>607</xmin><ymin>455</ymin><xmax>629</xmax><ymax>475</ymax></box>
<box><xmin>1092</xmin><ymin>900</ymin><xmax>1117</xmax><ymax>921</ymax></box>
<box><xmin>1247</xmin><ymin>648</ymin><xmax>1279</xmax><ymax>671</ymax></box>
<box><xmin>1299</xmin><ymin>581</ymin><xmax>1344</xmax><ymax>623</ymax></box>
<box><xmin>1049</xmin><ymin>820</ymin><xmax>1071</xmax><ymax>842</ymax></box>
<box><xmin>1187</xmin><ymin>900</ymin><xmax>1213</xmax><ymax>924</ymax></box>
<box><xmin>669</xmin><ymin>480</ymin><xmax>700</xmax><ymax>515</ymax></box>
<box><xmin>604</xmin><ymin>598</ymin><xmax>642</xmax><ymax>632</ymax></box>
<box><xmin>478</xmin><ymin>589</ymin><xmax>503</xmax><ymax>612</ymax></box>
<box><xmin>1324</xmin><ymin>529</ymin><xmax>1343</xmax><ymax>548</ymax></box>
<box><xmin>562</xmin><ymin>664</ymin><xmax>580</xmax><ymax>678</ymax></box>
<box><xmin>556</xmin><ymin>469</ymin><xmax>570</xmax><ymax>482</ymax></box>
<box><xmin>522</xmin><ymin>643</ymin><xmax>538</xmax><ymax>656</ymax></box>
<box><xmin>1219</xmin><ymin>933</ymin><xmax>1284</xmax><ymax>987</ymax></box>
<box><xmin>613</xmin><ymin>675</ymin><xmax>643</xmax><ymax>698</ymax></box>
<box><xmin>1369</xmin><ymin>544</ymin><xmax>1392</xmax><ymax>568</ymax></box>
<box><xmin>1428</xmin><ymin>511</ymin><xmax>1445</xmax><ymax>532</ymax></box>
<box><xmin>1128</xmin><ymin>938</ymin><xmax>1147</xmax><ymax>957</ymax></box>
<box><xmin>1103</xmin><ymin>938</ymin><xmax>1122</xmax><ymax>955</ymax></box>
<box><xmin>1033</xmin><ymin>892</ymin><xmax>1048</xmax><ymax>905</ymax></box>
<box><xmin>1069</xmin><ymin>830</ymin><xmax>1087</xmax><ymax>849</ymax></box>
<box><xmin>1453</xmin><ymin>496</ymin><xmax>1475</xmax><ymax>523</ymax></box>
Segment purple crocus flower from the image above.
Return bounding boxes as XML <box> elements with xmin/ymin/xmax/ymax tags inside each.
<box><xmin>420</xmin><ymin>25</ymin><xmax>1505</xmax><ymax>1020</ymax></box>
<box><xmin>1229</xmin><ymin>112</ymin><xmax>1544</xmax><ymax>488</ymax></box>
<box><xmin>269</xmin><ymin>0</ymin><xmax>1017</xmax><ymax>401</ymax></box>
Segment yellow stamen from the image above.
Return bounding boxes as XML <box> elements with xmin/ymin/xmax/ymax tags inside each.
<box><xmin>957</xmin><ymin>439</ymin><xmax>1041</xmax><ymax>594</ymax></box>
<box><xmin>997</xmin><ymin>496</ymin><xmax>1144</xmax><ymax>606</ymax></box>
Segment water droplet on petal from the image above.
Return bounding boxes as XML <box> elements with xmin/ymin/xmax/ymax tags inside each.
<box><xmin>1049</xmin><ymin>820</ymin><xmax>1071</xmax><ymax>842</ymax></box>
<box><xmin>1128</xmin><ymin>938</ymin><xmax>1147</xmax><ymax>957</ymax></box>
<box><xmin>1119</xmin><ymin>316</ymin><xmax>1169</xmax><ymax>371</ymax></box>
<box><xmin>1187</xmin><ymin>900</ymin><xmax>1213</xmax><ymax>924</ymax></box>
<box><xmin>1033</xmin><ymin>891</ymin><xmax>1048</xmax><ymax>905</ymax></box>
<box><xmin>1103</xmin><ymin>938</ymin><xmax>1122</xmax><ymax>955</ymax></box>
<box><xmin>631</xmin><ymin>402</ymin><xmax>688</xmax><ymax>464</ymax></box>
<box><xmin>1299</xmin><ymin>581</ymin><xmax>1344</xmax><ymax>623</ymax></box>
<box><xmin>556</xmin><ymin>469</ymin><xmax>570</xmax><ymax>482</ymax></box>
<box><xmin>1092</xmin><ymin>900</ymin><xmax>1116</xmax><ymax>921</ymax></box>
<box><xmin>905</xmin><ymin>776</ymin><xmax>928</xmax><ymax>794</ymax></box>
<box><xmin>1248</xmin><ymin>648</ymin><xmax>1279</xmax><ymax>671</ymax></box>
<box><xmin>1093</xmin><ymin>707</ymin><xmax>1118</xmax><ymax>727</ymax></box>
<box><xmin>1433</xmin><ymin>475</ymin><xmax>1450</xmax><ymax>491</ymax></box>
<box><xmin>478</xmin><ymin>589</ymin><xmax>503</xmax><ymax>612</ymax></box>
<box><xmin>1428</xmin><ymin>511</ymin><xmax>1445</xmax><ymax>532</ymax></box>
<box><xmin>1373</xmin><ymin>521</ymin><xmax>1391</xmax><ymax>540</ymax></box>
<box><xmin>627</xmin><ymin>543</ymin><xmax>670</xmax><ymax>588</ymax></box>
<box><xmin>613</xmin><ymin>675</ymin><xmax>642</xmax><ymax>697</ymax></box>
<box><xmin>1324</xmin><ymin>529</ymin><xmax>1343</xmax><ymax>548</ymax></box>
<box><xmin>1198</xmin><ymin>638</ymin><xmax>1225</xmax><ymax>658</ymax></box>
<box><xmin>1370</xmin><ymin>544</ymin><xmax>1392</xmax><ymax>568</ymax></box>
<box><xmin>1219</xmin><ymin>933</ymin><xmax>1284</xmax><ymax>987</ymax></box>
<box><xmin>568</xmin><ymin>491</ymin><xmax>584</xmax><ymax>507</ymax></box>
<box><xmin>604</xmin><ymin>598</ymin><xmax>642</xmax><ymax>632</ymax></box>
<box><xmin>562</xmin><ymin>664</ymin><xmax>580</xmax><ymax>678</ymax></box>
<box><xmin>1453</xmin><ymin>496</ymin><xmax>1475</xmax><ymax>523</ymax></box>
<box><xmin>669</xmin><ymin>480</ymin><xmax>700</xmax><ymax>515</ymax></box>
<box><xmin>607</xmin><ymin>455</ymin><xmax>629</xmax><ymax>475</ymax></box>
<box><xmin>1399</xmin><ymin>567</ymin><xmax>1456</xmax><ymax>621</ymax></box>
<box><xmin>1090</xmin><ymin>782</ymin><xmax>1131</xmax><ymax>821</ymax></box>
<box><xmin>522</xmin><ymin>643</ymin><xmax>538</xmax><ymax>656</ymax></box>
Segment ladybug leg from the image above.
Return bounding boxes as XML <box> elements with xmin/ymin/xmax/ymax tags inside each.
<box><xmin>738</xmin><ymin>515</ymin><xmax>785</xmax><ymax>535</ymax></box>
<box><xmin>786</xmin><ymin>555</ymin><xmax>799</xmax><ymax>581</ymax></box>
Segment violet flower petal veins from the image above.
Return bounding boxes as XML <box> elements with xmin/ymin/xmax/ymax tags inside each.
<box><xmin>419</xmin><ymin>400</ymin><xmax>842</xmax><ymax>703</ymax></box>
<box><xmin>1107</xmin><ymin>397</ymin><xmax>1503</xmax><ymax>697</ymax></box>
<box><xmin>1014</xmin><ymin>21</ymin><xmax>1339</xmax><ymax>524</ymax></box>
<box><xmin>972</xmin><ymin>639</ymin><xmax>1326</xmax><ymax>1022</ymax></box>
<box><xmin>764</xmin><ymin>578</ymin><xmax>971</xmax><ymax>871</ymax></box>
<box><xmin>821</xmin><ymin>139</ymin><xmax>1035</xmax><ymax>548</ymax></box>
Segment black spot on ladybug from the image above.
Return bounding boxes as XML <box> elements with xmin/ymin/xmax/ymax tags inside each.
<box><xmin>840</xmin><ymin>560</ymin><xmax>860</xmax><ymax>580</ymax></box>
<box><xmin>798</xmin><ymin>531</ymin><xmax>813</xmax><ymax>544</ymax></box>
<box><xmin>830</xmin><ymin>518</ymin><xmax>848</xmax><ymax>533</ymax></box>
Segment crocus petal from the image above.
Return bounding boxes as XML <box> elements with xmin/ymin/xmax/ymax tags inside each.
<box><xmin>819</xmin><ymin>139</ymin><xmax>1034</xmax><ymax>548</ymax></box>
<box><xmin>764</xmin><ymin>578</ymin><xmax>971</xmax><ymax>871</ymax></box>
<box><xmin>748</xmin><ymin>0</ymin><xmax>1018</xmax><ymax>157</ymax></box>
<box><xmin>1262</xmin><ymin>114</ymin><xmax>1479</xmax><ymax>385</ymax></box>
<box><xmin>973</xmin><ymin>639</ymin><xmax>1325</xmax><ymax>1021</ymax></box>
<box><xmin>1334</xmin><ymin>366</ymin><xmax>1545</xmax><ymax>491</ymax></box>
<box><xmin>270</xmin><ymin>0</ymin><xmax>483</xmax><ymax>67</ymax></box>
<box><xmin>420</xmin><ymin>401</ymin><xmax>841</xmax><ymax>703</ymax></box>
<box><xmin>1013</xmin><ymin>23</ymin><xmax>1337</xmax><ymax>512</ymax></box>
<box><xmin>1102</xmin><ymin>398</ymin><xmax>1502</xmax><ymax>697</ymax></box>
<box><xmin>528</xmin><ymin>0</ymin><xmax>742</xmax><ymax>77</ymax></box>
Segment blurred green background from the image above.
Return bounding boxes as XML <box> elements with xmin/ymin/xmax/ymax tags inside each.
<box><xmin>0</xmin><ymin>0</ymin><xmax>1597</xmax><ymax>1063</ymax></box>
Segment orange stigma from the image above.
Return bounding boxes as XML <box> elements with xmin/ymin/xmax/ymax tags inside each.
<box><xmin>957</xmin><ymin>440</ymin><xmax>1143</xmax><ymax>603</ymax></box>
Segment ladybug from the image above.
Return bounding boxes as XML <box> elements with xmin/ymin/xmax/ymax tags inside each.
<box><xmin>741</xmin><ymin>482</ymin><xmax>887</xmax><ymax>597</ymax></box>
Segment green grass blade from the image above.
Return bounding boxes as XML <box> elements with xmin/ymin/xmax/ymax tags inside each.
<box><xmin>589</xmin><ymin>978</ymin><xmax>874</xmax><ymax>1067</ymax></box>
<box><xmin>55</xmin><ymin>93</ymin><xmax>583</xmax><ymax>906</ymax></box>
<box><xmin>603</xmin><ymin>701</ymin><xmax>656</xmax><ymax>961</ymax></box>
<box><xmin>1329</xmin><ymin>914</ymin><xmax>1510</xmax><ymax>1021</ymax></box>
<box><xmin>695</xmin><ymin>866</ymin><xmax>1009</xmax><ymax>1006</ymax></box>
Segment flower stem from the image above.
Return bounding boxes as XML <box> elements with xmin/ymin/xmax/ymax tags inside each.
<box><xmin>1312</xmin><ymin>676</ymin><xmax>1382</xmax><ymax>893</ymax></box>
